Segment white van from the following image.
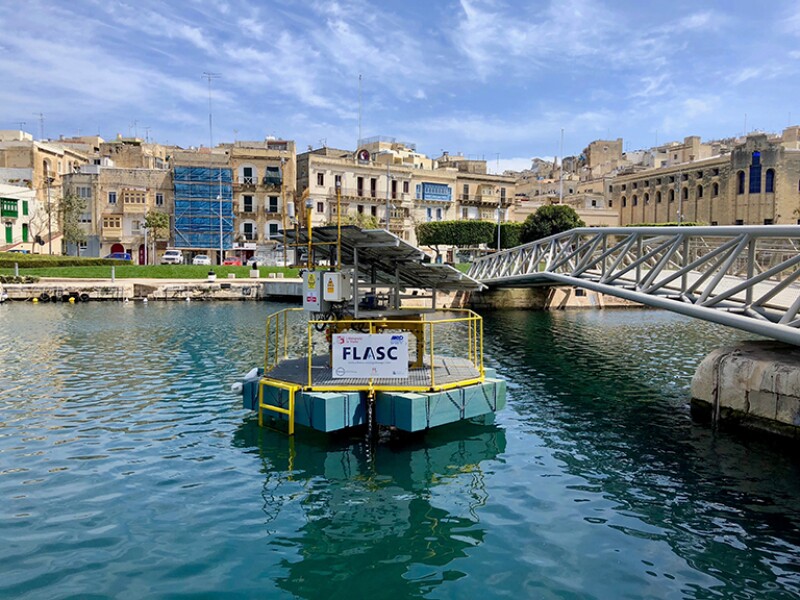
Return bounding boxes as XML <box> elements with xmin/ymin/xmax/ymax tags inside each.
<box><xmin>160</xmin><ymin>249</ymin><xmax>183</xmax><ymax>265</ymax></box>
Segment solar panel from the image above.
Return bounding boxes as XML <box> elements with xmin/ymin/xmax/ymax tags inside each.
<box><xmin>282</xmin><ymin>225</ymin><xmax>484</xmax><ymax>291</ymax></box>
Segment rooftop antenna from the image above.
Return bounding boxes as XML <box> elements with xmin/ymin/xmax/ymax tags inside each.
<box><xmin>33</xmin><ymin>113</ymin><xmax>44</xmax><ymax>140</ymax></box>
<box><xmin>358</xmin><ymin>73</ymin><xmax>362</xmax><ymax>146</ymax></box>
<box><xmin>202</xmin><ymin>72</ymin><xmax>221</xmax><ymax>148</ymax></box>
<box><xmin>143</xmin><ymin>127</ymin><xmax>151</xmax><ymax>143</ymax></box>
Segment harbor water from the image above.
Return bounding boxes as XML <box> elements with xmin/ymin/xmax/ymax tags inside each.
<box><xmin>1</xmin><ymin>302</ymin><xmax>799</xmax><ymax>599</ymax></box>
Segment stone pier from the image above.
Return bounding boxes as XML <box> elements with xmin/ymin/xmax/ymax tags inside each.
<box><xmin>691</xmin><ymin>341</ymin><xmax>800</xmax><ymax>439</ymax></box>
<box><xmin>468</xmin><ymin>286</ymin><xmax>639</xmax><ymax>310</ymax></box>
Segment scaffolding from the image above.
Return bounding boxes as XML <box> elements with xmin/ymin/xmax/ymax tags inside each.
<box><xmin>173</xmin><ymin>166</ymin><xmax>234</xmax><ymax>250</ymax></box>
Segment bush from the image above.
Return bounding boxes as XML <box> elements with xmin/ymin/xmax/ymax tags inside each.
<box><xmin>0</xmin><ymin>253</ymin><xmax>127</xmax><ymax>268</ymax></box>
<box><xmin>0</xmin><ymin>274</ymin><xmax>40</xmax><ymax>284</ymax></box>
<box><xmin>492</xmin><ymin>222</ymin><xmax>524</xmax><ymax>249</ymax></box>
<box><xmin>416</xmin><ymin>220</ymin><xmax>496</xmax><ymax>247</ymax></box>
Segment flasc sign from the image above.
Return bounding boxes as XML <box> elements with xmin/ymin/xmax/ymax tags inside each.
<box><xmin>332</xmin><ymin>333</ymin><xmax>409</xmax><ymax>379</ymax></box>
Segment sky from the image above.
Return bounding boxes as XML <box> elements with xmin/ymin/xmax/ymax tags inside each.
<box><xmin>1</xmin><ymin>0</ymin><xmax>799</xmax><ymax>172</ymax></box>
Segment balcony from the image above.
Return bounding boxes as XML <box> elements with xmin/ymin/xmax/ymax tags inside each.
<box><xmin>262</xmin><ymin>175</ymin><xmax>282</xmax><ymax>187</ymax></box>
<box><xmin>1</xmin><ymin>199</ymin><xmax>18</xmax><ymax>219</ymax></box>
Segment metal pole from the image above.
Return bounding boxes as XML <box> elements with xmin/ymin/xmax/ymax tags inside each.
<box><xmin>559</xmin><ymin>128</ymin><xmax>564</xmax><ymax>203</ymax></box>
<box><xmin>218</xmin><ymin>169</ymin><xmax>223</xmax><ymax>264</ymax></box>
<box><xmin>385</xmin><ymin>161</ymin><xmax>390</xmax><ymax>231</ymax></box>
<box><xmin>45</xmin><ymin>164</ymin><xmax>52</xmax><ymax>255</ymax></box>
<box><xmin>496</xmin><ymin>193</ymin><xmax>502</xmax><ymax>252</ymax></box>
<box><xmin>143</xmin><ymin>223</ymin><xmax>148</xmax><ymax>265</ymax></box>
<box><xmin>336</xmin><ymin>181</ymin><xmax>342</xmax><ymax>269</ymax></box>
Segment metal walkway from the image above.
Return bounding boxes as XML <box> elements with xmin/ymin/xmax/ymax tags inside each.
<box><xmin>469</xmin><ymin>226</ymin><xmax>800</xmax><ymax>346</ymax></box>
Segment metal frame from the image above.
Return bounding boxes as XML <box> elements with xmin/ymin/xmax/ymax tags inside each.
<box><xmin>469</xmin><ymin>226</ymin><xmax>800</xmax><ymax>346</ymax></box>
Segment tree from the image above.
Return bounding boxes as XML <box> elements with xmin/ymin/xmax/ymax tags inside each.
<box><xmin>328</xmin><ymin>213</ymin><xmax>381</xmax><ymax>229</ymax></box>
<box><xmin>145</xmin><ymin>211</ymin><xmax>171</xmax><ymax>264</ymax></box>
<box><xmin>492</xmin><ymin>222</ymin><xmax>524</xmax><ymax>249</ymax></box>
<box><xmin>60</xmin><ymin>192</ymin><xmax>87</xmax><ymax>256</ymax></box>
<box><xmin>520</xmin><ymin>204</ymin><xmax>585</xmax><ymax>244</ymax></box>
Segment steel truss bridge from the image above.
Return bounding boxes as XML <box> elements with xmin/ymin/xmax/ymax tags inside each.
<box><xmin>469</xmin><ymin>226</ymin><xmax>800</xmax><ymax>346</ymax></box>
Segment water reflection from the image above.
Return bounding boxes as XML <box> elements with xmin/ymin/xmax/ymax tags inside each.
<box><xmin>484</xmin><ymin>309</ymin><xmax>800</xmax><ymax>598</ymax></box>
<box><xmin>233</xmin><ymin>419</ymin><xmax>506</xmax><ymax>599</ymax></box>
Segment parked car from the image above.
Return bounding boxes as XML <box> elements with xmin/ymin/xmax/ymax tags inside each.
<box><xmin>222</xmin><ymin>256</ymin><xmax>242</xmax><ymax>266</ymax></box>
<box><xmin>160</xmin><ymin>249</ymin><xmax>183</xmax><ymax>265</ymax></box>
<box><xmin>192</xmin><ymin>254</ymin><xmax>211</xmax><ymax>266</ymax></box>
<box><xmin>105</xmin><ymin>252</ymin><xmax>132</xmax><ymax>261</ymax></box>
<box><xmin>246</xmin><ymin>255</ymin><xmax>268</xmax><ymax>268</ymax></box>
<box><xmin>7</xmin><ymin>249</ymin><xmax>30</xmax><ymax>254</ymax></box>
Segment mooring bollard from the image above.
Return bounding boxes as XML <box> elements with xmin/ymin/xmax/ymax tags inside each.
<box><xmin>14</xmin><ymin>262</ymin><xmax>18</xmax><ymax>277</ymax></box>
<box><xmin>111</xmin><ymin>266</ymin><xmax>115</xmax><ymax>282</ymax></box>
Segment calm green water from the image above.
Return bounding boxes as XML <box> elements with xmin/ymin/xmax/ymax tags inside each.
<box><xmin>1</xmin><ymin>303</ymin><xmax>799</xmax><ymax>599</ymax></box>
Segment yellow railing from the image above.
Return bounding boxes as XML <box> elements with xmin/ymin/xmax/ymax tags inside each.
<box><xmin>263</xmin><ymin>307</ymin><xmax>484</xmax><ymax>393</ymax></box>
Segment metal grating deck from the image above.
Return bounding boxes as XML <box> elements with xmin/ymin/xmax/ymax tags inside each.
<box><xmin>266</xmin><ymin>354</ymin><xmax>481</xmax><ymax>389</ymax></box>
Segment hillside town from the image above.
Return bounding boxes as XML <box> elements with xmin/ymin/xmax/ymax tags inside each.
<box><xmin>2</xmin><ymin>125</ymin><xmax>799</xmax><ymax>264</ymax></box>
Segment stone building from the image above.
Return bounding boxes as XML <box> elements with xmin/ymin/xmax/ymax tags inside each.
<box><xmin>62</xmin><ymin>161</ymin><xmax>173</xmax><ymax>261</ymax></box>
<box><xmin>613</xmin><ymin>129</ymin><xmax>800</xmax><ymax>226</ymax></box>
<box><xmin>0</xmin><ymin>183</ymin><xmax>38</xmax><ymax>251</ymax></box>
<box><xmin>0</xmin><ymin>130</ymin><xmax>89</xmax><ymax>253</ymax></box>
<box><xmin>221</xmin><ymin>139</ymin><xmax>296</xmax><ymax>261</ymax></box>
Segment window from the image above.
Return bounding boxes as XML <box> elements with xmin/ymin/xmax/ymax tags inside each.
<box><xmin>500</xmin><ymin>188</ymin><xmax>506</xmax><ymax>200</ymax></box>
<box><xmin>711</xmin><ymin>221</ymin><xmax>718</xmax><ymax>226</ymax></box>
<box><xmin>75</xmin><ymin>186</ymin><xmax>91</xmax><ymax>199</ymax></box>
<box><xmin>656</xmin><ymin>178</ymin><xmax>662</xmax><ymax>185</ymax></box>
<box><xmin>632</xmin><ymin>195</ymin><xmax>638</xmax><ymax>206</ymax></box>
<box><xmin>644</xmin><ymin>193</ymin><xmax>650</xmax><ymax>205</ymax></box>
<box><xmin>608</xmin><ymin>185</ymin><xmax>613</xmax><ymax>193</ymax></box>
<box><xmin>22</xmin><ymin>200</ymin><xmax>28</xmax><ymax>216</ymax></box>
<box><xmin>79</xmin><ymin>212</ymin><xmax>92</xmax><ymax>224</ymax></box>
<box><xmin>370</xmin><ymin>178</ymin><xmax>377</xmax><ymax>198</ymax></box>
<box><xmin>267</xmin><ymin>222</ymin><xmax>279</xmax><ymax>239</ymax></box>
<box><xmin>633</xmin><ymin>182</ymin><xmax>638</xmax><ymax>189</ymax></box>
<box><xmin>697</xmin><ymin>185</ymin><xmax>703</xmax><ymax>198</ymax></box>
<box><xmin>462</xmin><ymin>207</ymin><xmax>468</xmax><ymax>218</ymax></box>
<box><xmin>4</xmin><ymin>223</ymin><xmax>10</xmax><ymax>244</ymax></box>
<box><xmin>334</xmin><ymin>174</ymin><xmax>342</xmax><ymax>188</ymax></box>
<box><xmin>697</xmin><ymin>171</ymin><xmax>703</xmax><ymax>178</ymax></box>
<box><xmin>622</xmin><ymin>196</ymin><xmax>627</xmax><ymax>207</ymax></box>
<box><xmin>426</xmin><ymin>207</ymin><xmax>432</xmax><ymax>222</ymax></box>
<box><xmin>749</xmin><ymin>152</ymin><xmax>762</xmax><ymax>194</ymax></box>
<box><xmin>132</xmin><ymin>220</ymin><xmax>141</xmax><ymax>233</ymax></box>
<box><xmin>735</xmin><ymin>219</ymin><xmax>744</xmax><ymax>225</ymax></box>
<box><xmin>263</xmin><ymin>166</ymin><xmax>281</xmax><ymax>185</ymax></box>
<box><xmin>608</xmin><ymin>199</ymin><xmax>613</xmax><ymax>208</ymax></box>
<box><xmin>591</xmin><ymin>199</ymin><xmax>597</xmax><ymax>207</ymax></box>
<box><xmin>317</xmin><ymin>202</ymin><xmax>324</xmax><ymax>213</ymax></box>
<box><xmin>712</xmin><ymin>183</ymin><xmax>719</xmax><ymax>197</ymax></box>
<box><xmin>622</xmin><ymin>184</ymin><xmax>627</xmax><ymax>191</ymax></box>
<box><xmin>764</xmin><ymin>218</ymin><xmax>774</xmax><ymax>225</ymax></box>
<box><xmin>267</xmin><ymin>196</ymin><xmax>279</xmax><ymax>213</ymax></box>
<box><xmin>102</xmin><ymin>216</ymin><xmax>121</xmax><ymax>229</ymax></box>
<box><xmin>644</xmin><ymin>180</ymin><xmax>649</xmax><ymax>187</ymax></box>
<box><xmin>713</xmin><ymin>168</ymin><xmax>719</xmax><ymax>176</ymax></box>
<box><xmin>317</xmin><ymin>172</ymin><xmax>324</xmax><ymax>186</ymax></box>
<box><xmin>357</xmin><ymin>177</ymin><xmax>364</xmax><ymax>197</ymax></box>
<box><xmin>391</xmin><ymin>180</ymin><xmax>398</xmax><ymax>199</ymax></box>
<box><xmin>436</xmin><ymin>207</ymin><xmax>443</xmax><ymax>221</ymax></box>
<box><xmin>462</xmin><ymin>184</ymin><xmax>469</xmax><ymax>200</ymax></box>
<box><xmin>22</xmin><ymin>223</ymin><xmax>28</xmax><ymax>243</ymax></box>
<box><xmin>737</xmin><ymin>171</ymin><xmax>745</xmax><ymax>194</ymax></box>
<box><xmin>1</xmin><ymin>199</ymin><xmax>18</xmax><ymax>218</ymax></box>
<box><xmin>766</xmin><ymin>169</ymin><xmax>775</xmax><ymax>193</ymax></box>
<box><xmin>370</xmin><ymin>205</ymin><xmax>377</xmax><ymax>217</ymax></box>
<box><xmin>669</xmin><ymin>176</ymin><xmax>675</xmax><ymax>183</ymax></box>
<box><xmin>108</xmin><ymin>191</ymin><xmax>116</xmax><ymax>204</ymax></box>
<box><xmin>243</xmin><ymin>195</ymin><xmax>253</xmax><ymax>212</ymax></box>
<box><xmin>682</xmin><ymin>187</ymin><xmax>688</xmax><ymax>200</ymax></box>
<box><xmin>669</xmin><ymin>189</ymin><xmax>675</xmax><ymax>203</ymax></box>
<box><xmin>155</xmin><ymin>193</ymin><xmax>164</xmax><ymax>207</ymax></box>
<box><xmin>403</xmin><ymin>181</ymin><xmax>409</xmax><ymax>194</ymax></box>
<box><xmin>656</xmin><ymin>191</ymin><xmax>662</xmax><ymax>204</ymax></box>
<box><xmin>357</xmin><ymin>204</ymin><xmax>364</xmax><ymax>214</ymax></box>
<box><xmin>243</xmin><ymin>222</ymin><xmax>255</xmax><ymax>241</ymax></box>
<box><xmin>243</xmin><ymin>167</ymin><xmax>254</xmax><ymax>185</ymax></box>
<box><xmin>681</xmin><ymin>173</ymin><xmax>688</xmax><ymax>181</ymax></box>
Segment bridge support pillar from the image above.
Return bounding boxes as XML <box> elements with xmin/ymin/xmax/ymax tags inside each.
<box><xmin>468</xmin><ymin>287</ymin><xmax>549</xmax><ymax>310</ymax></box>
<box><xmin>691</xmin><ymin>341</ymin><xmax>800</xmax><ymax>439</ymax></box>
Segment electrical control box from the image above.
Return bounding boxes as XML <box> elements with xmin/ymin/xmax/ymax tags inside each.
<box><xmin>303</xmin><ymin>271</ymin><xmax>331</xmax><ymax>312</ymax></box>
<box><xmin>323</xmin><ymin>271</ymin><xmax>353</xmax><ymax>302</ymax></box>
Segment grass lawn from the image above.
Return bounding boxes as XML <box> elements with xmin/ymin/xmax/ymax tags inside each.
<box><xmin>454</xmin><ymin>263</ymin><xmax>472</xmax><ymax>274</ymax></box>
<box><xmin>0</xmin><ymin>264</ymin><xmax>301</xmax><ymax>279</ymax></box>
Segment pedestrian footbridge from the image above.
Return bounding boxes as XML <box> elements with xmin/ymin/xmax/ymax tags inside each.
<box><xmin>468</xmin><ymin>226</ymin><xmax>800</xmax><ymax>346</ymax></box>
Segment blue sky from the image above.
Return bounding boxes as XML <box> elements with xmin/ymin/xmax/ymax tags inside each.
<box><xmin>1</xmin><ymin>0</ymin><xmax>799</xmax><ymax>171</ymax></box>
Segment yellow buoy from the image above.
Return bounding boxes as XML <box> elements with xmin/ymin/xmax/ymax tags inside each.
<box><xmin>32</xmin><ymin>298</ymin><xmax>39</xmax><ymax>303</ymax></box>
<box><xmin>68</xmin><ymin>297</ymin><xmax>75</xmax><ymax>304</ymax></box>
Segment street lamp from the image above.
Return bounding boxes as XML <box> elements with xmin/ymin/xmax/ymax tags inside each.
<box><xmin>496</xmin><ymin>188</ymin><xmax>503</xmax><ymax>252</ymax></box>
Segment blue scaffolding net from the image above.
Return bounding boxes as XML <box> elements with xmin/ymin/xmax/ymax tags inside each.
<box><xmin>173</xmin><ymin>166</ymin><xmax>234</xmax><ymax>250</ymax></box>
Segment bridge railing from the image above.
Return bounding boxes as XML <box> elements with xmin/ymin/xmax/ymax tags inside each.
<box><xmin>469</xmin><ymin>226</ymin><xmax>800</xmax><ymax>345</ymax></box>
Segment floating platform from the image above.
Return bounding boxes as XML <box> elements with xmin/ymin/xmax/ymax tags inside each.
<box><xmin>241</xmin><ymin>366</ymin><xmax>505</xmax><ymax>433</ymax></box>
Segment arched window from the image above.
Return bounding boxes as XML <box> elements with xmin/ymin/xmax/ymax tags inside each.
<box><xmin>766</xmin><ymin>169</ymin><xmax>775</xmax><ymax>193</ymax></box>
<box><xmin>644</xmin><ymin>192</ymin><xmax>650</xmax><ymax>205</ymax></box>
<box><xmin>240</xmin><ymin>220</ymin><xmax>257</xmax><ymax>241</ymax></box>
<box><xmin>749</xmin><ymin>152</ymin><xmax>762</xmax><ymax>194</ymax></box>
<box><xmin>632</xmin><ymin>195</ymin><xmax>638</xmax><ymax>206</ymax></box>
<box><xmin>682</xmin><ymin>187</ymin><xmax>688</xmax><ymax>200</ymax></box>
<box><xmin>656</xmin><ymin>191</ymin><xmax>662</xmax><ymax>203</ymax></box>
<box><xmin>622</xmin><ymin>196</ymin><xmax>627</xmax><ymax>207</ymax></box>
<box><xmin>669</xmin><ymin>189</ymin><xmax>675</xmax><ymax>203</ymax></box>
<box><xmin>712</xmin><ymin>182</ymin><xmax>719</xmax><ymax>197</ymax></box>
<box><xmin>697</xmin><ymin>185</ymin><xmax>703</xmax><ymax>198</ymax></box>
<box><xmin>737</xmin><ymin>171</ymin><xmax>745</xmax><ymax>194</ymax></box>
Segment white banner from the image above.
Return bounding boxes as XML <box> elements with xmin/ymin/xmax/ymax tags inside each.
<box><xmin>332</xmin><ymin>333</ymin><xmax>409</xmax><ymax>379</ymax></box>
